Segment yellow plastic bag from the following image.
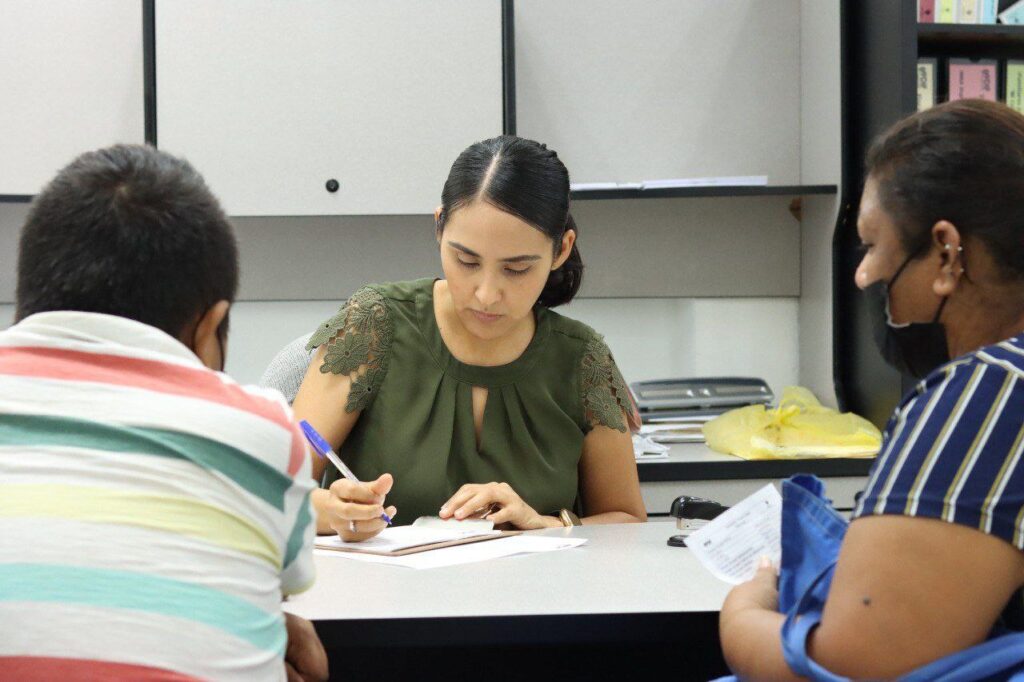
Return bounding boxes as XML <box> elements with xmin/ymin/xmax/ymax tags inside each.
<box><xmin>702</xmin><ymin>386</ymin><xmax>882</xmax><ymax>460</ymax></box>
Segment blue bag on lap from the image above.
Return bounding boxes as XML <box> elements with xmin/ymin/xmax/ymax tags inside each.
<box><xmin>715</xmin><ymin>475</ymin><xmax>1024</xmax><ymax>681</ymax></box>
<box><xmin>779</xmin><ymin>475</ymin><xmax>1024</xmax><ymax>682</ymax></box>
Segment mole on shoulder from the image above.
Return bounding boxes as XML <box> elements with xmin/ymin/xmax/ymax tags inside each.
<box><xmin>862</xmin><ymin>597</ymin><xmax>872</xmax><ymax>606</ymax></box>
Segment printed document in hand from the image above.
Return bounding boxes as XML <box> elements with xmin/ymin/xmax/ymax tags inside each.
<box><xmin>685</xmin><ymin>484</ymin><xmax>782</xmax><ymax>584</ymax></box>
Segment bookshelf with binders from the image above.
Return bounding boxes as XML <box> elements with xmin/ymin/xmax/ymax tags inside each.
<box><xmin>917</xmin><ymin>0</ymin><xmax>1015</xmax><ymax>25</ymax></box>
<box><xmin>838</xmin><ymin>0</ymin><xmax>1024</xmax><ymax>428</ymax></box>
<box><xmin>916</xmin><ymin>1</ymin><xmax>1024</xmax><ymax>112</ymax></box>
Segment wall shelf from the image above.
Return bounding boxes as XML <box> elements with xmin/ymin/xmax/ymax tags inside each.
<box><xmin>0</xmin><ymin>195</ymin><xmax>33</xmax><ymax>204</ymax></box>
<box><xmin>918</xmin><ymin>22</ymin><xmax>1024</xmax><ymax>50</ymax></box>
<box><xmin>637</xmin><ymin>456</ymin><xmax>872</xmax><ymax>483</ymax></box>
<box><xmin>570</xmin><ymin>184</ymin><xmax>837</xmax><ymax>201</ymax></box>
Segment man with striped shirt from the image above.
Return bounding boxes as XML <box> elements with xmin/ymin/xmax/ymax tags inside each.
<box><xmin>0</xmin><ymin>145</ymin><xmax>326</xmax><ymax>681</ymax></box>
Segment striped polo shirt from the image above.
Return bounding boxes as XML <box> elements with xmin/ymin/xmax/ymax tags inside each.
<box><xmin>854</xmin><ymin>333</ymin><xmax>1024</xmax><ymax>550</ymax></box>
<box><xmin>0</xmin><ymin>312</ymin><xmax>317</xmax><ymax>681</ymax></box>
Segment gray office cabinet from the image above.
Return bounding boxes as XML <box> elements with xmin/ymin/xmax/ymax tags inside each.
<box><xmin>515</xmin><ymin>0</ymin><xmax>804</xmax><ymax>186</ymax></box>
<box><xmin>155</xmin><ymin>1</ymin><xmax>504</xmax><ymax>216</ymax></box>
<box><xmin>0</xmin><ymin>1</ymin><xmax>145</xmax><ymax>196</ymax></box>
<box><xmin>512</xmin><ymin>0</ymin><xmax>843</xmax><ymax>404</ymax></box>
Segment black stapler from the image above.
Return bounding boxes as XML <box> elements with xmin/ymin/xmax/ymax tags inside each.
<box><xmin>667</xmin><ymin>495</ymin><xmax>728</xmax><ymax>547</ymax></box>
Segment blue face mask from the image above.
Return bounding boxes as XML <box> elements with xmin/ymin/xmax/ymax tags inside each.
<box><xmin>864</xmin><ymin>251</ymin><xmax>950</xmax><ymax>380</ymax></box>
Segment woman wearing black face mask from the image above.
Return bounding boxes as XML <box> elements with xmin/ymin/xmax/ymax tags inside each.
<box><xmin>719</xmin><ymin>99</ymin><xmax>1024</xmax><ymax>679</ymax></box>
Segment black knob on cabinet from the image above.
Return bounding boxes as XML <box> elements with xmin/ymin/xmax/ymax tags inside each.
<box><xmin>325</xmin><ymin>179</ymin><xmax>340</xmax><ymax>193</ymax></box>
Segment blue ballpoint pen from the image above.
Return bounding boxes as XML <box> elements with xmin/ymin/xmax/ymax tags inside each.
<box><xmin>299</xmin><ymin>419</ymin><xmax>393</xmax><ymax>526</ymax></box>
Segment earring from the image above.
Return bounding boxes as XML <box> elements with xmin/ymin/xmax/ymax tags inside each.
<box><xmin>943</xmin><ymin>243</ymin><xmax>964</xmax><ymax>269</ymax></box>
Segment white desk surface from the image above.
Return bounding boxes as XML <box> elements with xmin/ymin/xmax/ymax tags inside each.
<box><xmin>284</xmin><ymin>521</ymin><xmax>729</xmax><ymax>622</ymax></box>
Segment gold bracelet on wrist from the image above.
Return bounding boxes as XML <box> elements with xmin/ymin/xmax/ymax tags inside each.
<box><xmin>557</xmin><ymin>508</ymin><xmax>582</xmax><ymax>527</ymax></box>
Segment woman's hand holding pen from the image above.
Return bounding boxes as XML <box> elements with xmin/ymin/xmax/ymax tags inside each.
<box><xmin>324</xmin><ymin>473</ymin><xmax>397</xmax><ymax>542</ymax></box>
<box><xmin>439</xmin><ymin>482</ymin><xmax>561</xmax><ymax>530</ymax></box>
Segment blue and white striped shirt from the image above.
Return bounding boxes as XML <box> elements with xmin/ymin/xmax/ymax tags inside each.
<box><xmin>853</xmin><ymin>334</ymin><xmax>1024</xmax><ymax>550</ymax></box>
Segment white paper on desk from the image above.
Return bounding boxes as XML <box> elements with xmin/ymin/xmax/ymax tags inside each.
<box><xmin>316</xmin><ymin>535</ymin><xmax>587</xmax><ymax>570</ymax></box>
<box><xmin>314</xmin><ymin>526</ymin><xmax>498</xmax><ymax>553</ymax></box>
<box><xmin>646</xmin><ymin>413</ymin><xmax>718</xmax><ymax>424</ymax></box>
<box><xmin>632</xmin><ymin>434</ymin><xmax>670</xmax><ymax>459</ymax></box>
<box><xmin>641</xmin><ymin>423</ymin><xmax>706</xmax><ymax>434</ymax></box>
<box><xmin>685</xmin><ymin>484</ymin><xmax>782</xmax><ymax>584</ymax></box>
<box><xmin>570</xmin><ymin>181</ymin><xmax>643</xmax><ymax>191</ymax></box>
<box><xmin>639</xmin><ymin>423</ymin><xmax>706</xmax><ymax>444</ymax></box>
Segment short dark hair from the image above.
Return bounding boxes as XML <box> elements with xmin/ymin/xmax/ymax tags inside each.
<box><xmin>866</xmin><ymin>99</ymin><xmax>1024</xmax><ymax>281</ymax></box>
<box><xmin>437</xmin><ymin>135</ymin><xmax>584</xmax><ymax>307</ymax></box>
<box><xmin>16</xmin><ymin>144</ymin><xmax>239</xmax><ymax>338</ymax></box>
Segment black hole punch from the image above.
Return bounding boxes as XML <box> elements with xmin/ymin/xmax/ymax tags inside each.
<box><xmin>325</xmin><ymin>179</ymin><xmax>340</xmax><ymax>193</ymax></box>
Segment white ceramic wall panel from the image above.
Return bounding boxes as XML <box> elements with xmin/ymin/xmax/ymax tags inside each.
<box><xmin>799</xmin><ymin>196</ymin><xmax>840</xmax><ymax>409</ymax></box>
<box><xmin>228</xmin><ymin>196</ymin><xmax>800</xmax><ymax>302</ymax></box>
<box><xmin>0</xmin><ymin>291</ymin><xmax>799</xmax><ymax>407</ymax></box>
<box><xmin>231</xmin><ymin>214</ymin><xmax>440</xmax><ymax>302</ymax></box>
<box><xmin>156</xmin><ymin>1</ymin><xmax>503</xmax><ymax>216</ymax></box>
<box><xmin>798</xmin><ymin>0</ymin><xmax>843</xmax><ymax>406</ymax></box>
<box><xmin>221</xmin><ymin>300</ymin><xmax>341</xmax><ymax>387</ymax></box>
<box><xmin>515</xmin><ymin>0</ymin><xmax>802</xmax><ymax>185</ymax></box>
<box><xmin>222</xmin><ymin>297</ymin><xmax>800</xmax><ymax>398</ymax></box>
<box><xmin>0</xmin><ymin>204</ymin><xmax>30</xmax><ymax>304</ymax></box>
<box><xmin>565</xmin><ymin>297</ymin><xmax>800</xmax><ymax>397</ymax></box>
<box><xmin>0</xmin><ymin>1</ymin><xmax>144</xmax><ymax>195</ymax></box>
<box><xmin>800</xmin><ymin>0</ymin><xmax>843</xmax><ymax>187</ymax></box>
<box><xmin>572</xmin><ymin>196</ymin><xmax>800</xmax><ymax>297</ymax></box>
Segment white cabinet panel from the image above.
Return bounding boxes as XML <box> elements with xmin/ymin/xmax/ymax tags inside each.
<box><xmin>156</xmin><ymin>1</ymin><xmax>504</xmax><ymax>216</ymax></box>
<box><xmin>0</xmin><ymin>1</ymin><xmax>144</xmax><ymax>195</ymax></box>
<box><xmin>515</xmin><ymin>0</ymin><xmax>802</xmax><ymax>186</ymax></box>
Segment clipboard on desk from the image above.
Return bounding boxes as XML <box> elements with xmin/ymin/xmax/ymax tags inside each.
<box><xmin>314</xmin><ymin>525</ymin><xmax>523</xmax><ymax>557</ymax></box>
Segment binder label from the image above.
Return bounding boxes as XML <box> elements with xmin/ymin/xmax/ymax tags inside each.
<box><xmin>1007</xmin><ymin>62</ymin><xmax>1024</xmax><ymax>114</ymax></box>
<box><xmin>917</xmin><ymin>60</ymin><xmax>937</xmax><ymax>112</ymax></box>
<box><xmin>948</xmin><ymin>59</ymin><xmax>998</xmax><ymax>101</ymax></box>
<box><xmin>938</xmin><ymin>0</ymin><xmax>957</xmax><ymax>22</ymax></box>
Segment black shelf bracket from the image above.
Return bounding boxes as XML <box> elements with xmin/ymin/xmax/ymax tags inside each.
<box><xmin>143</xmin><ymin>0</ymin><xmax>157</xmax><ymax>146</ymax></box>
<box><xmin>501</xmin><ymin>0</ymin><xmax>516</xmax><ymax>136</ymax></box>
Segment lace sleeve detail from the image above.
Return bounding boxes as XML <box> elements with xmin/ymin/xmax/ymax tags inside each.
<box><xmin>580</xmin><ymin>337</ymin><xmax>635</xmax><ymax>433</ymax></box>
<box><xmin>305</xmin><ymin>287</ymin><xmax>392</xmax><ymax>413</ymax></box>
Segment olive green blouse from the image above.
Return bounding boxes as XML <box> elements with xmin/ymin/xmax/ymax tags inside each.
<box><xmin>306</xmin><ymin>278</ymin><xmax>635</xmax><ymax>525</ymax></box>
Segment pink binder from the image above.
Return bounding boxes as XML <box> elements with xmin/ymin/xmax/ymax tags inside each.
<box><xmin>948</xmin><ymin>59</ymin><xmax>998</xmax><ymax>101</ymax></box>
<box><xmin>919</xmin><ymin>0</ymin><xmax>936</xmax><ymax>22</ymax></box>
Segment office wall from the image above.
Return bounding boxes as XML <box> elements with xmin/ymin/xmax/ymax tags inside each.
<box><xmin>0</xmin><ymin>2</ymin><xmax>831</xmax><ymax>404</ymax></box>
<box><xmin>798</xmin><ymin>0</ymin><xmax>844</xmax><ymax>408</ymax></box>
<box><xmin>516</xmin><ymin>0</ymin><xmax>803</xmax><ymax>185</ymax></box>
<box><xmin>229</xmin><ymin>195</ymin><xmax>800</xmax><ymax>301</ymax></box>
<box><xmin>222</xmin><ymin>296</ymin><xmax>799</xmax><ymax>394</ymax></box>
<box><xmin>0</xmin><ymin>1</ymin><xmax>144</xmax><ymax>194</ymax></box>
<box><xmin>0</xmin><ymin>200</ymin><xmax>801</xmax><ymax>395</ymax></box>
<box><xmin>0</xmin><ymin>296</ymin><xmax>799</xmax><ymax>396</ymax></box>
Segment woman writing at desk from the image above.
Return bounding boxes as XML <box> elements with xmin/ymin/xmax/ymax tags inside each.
<box><xmin>720</xmin><ymin>100</ymin><xmax>1024</xmax><ymax>678</ymax></box>
<box><xmin>293</xmin><ymin>136</ymin><xmax>647</xmax><ymax>539</ymax></box>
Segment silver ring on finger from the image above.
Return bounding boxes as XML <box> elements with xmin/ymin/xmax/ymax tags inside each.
<box><xmin>348</xmin><ymin>520</ymin><xmax>357</xmax><ymax>533</ymax></box>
